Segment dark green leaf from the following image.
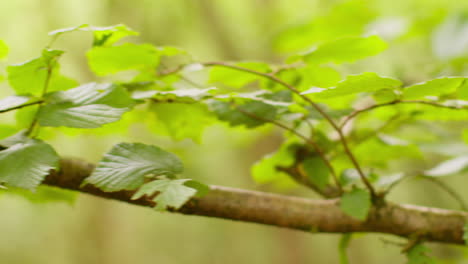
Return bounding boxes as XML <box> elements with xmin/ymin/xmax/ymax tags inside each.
<box><xmin>209</xmin><ymin>100</ymin><xmax>277</xmax><ymax>128</ymax></box>
<box><xmin>38</xmin><ymin>83</ymin><xmax>134</xmax><ymax>128</ymax></box>
<box><xmin>132</xmin><ymin>178</ymin><xmax>203</xmax><ymax>210</ymax></box>
<box><xmin>340</xmin><ymin>188</ymin><xmax>371</xmax><ymax>221</ymax></box>
<box><xmin>84</xmin><ymin>143</ymin><xmax>184</xmax><ymax>191</ymax></box>
<box><xmin>0</xmin><ymin>138</ymin><xmax>59</xmax><ymax>190</ymax></box>
<box><xmin>303</xmin><ymin>36</ymin><xmax>387</xmax><ymax>65</ymax></box>
<box><xmin>406</xmin><ymin>244</ymin><xmax>436</xmax><ymax>264</ymax></box>
<box><xmin>302</xmin><ymin>156</ymin><xmax>329</xmax><ymax>190</ymax></box>
<box><xmin>87</xmin><ymin>43</ymin><xmax>159</xmax><ymax>76</ymax></box>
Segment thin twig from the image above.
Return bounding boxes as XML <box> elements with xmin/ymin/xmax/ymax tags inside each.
<box><xmin>422</xmin><ymin>176</ymin><xmax>468</xmax><ymax>211</ymax></box>
<box><xmin>340</xmin><ymin>99</ymin><xmax>468</xmax><ymax>129</ymax></box>
<box><xmin>203</xmin><ymin>62</ymin><xmax>372</xmax><ymax>196</ymax></box>
<box><xmin>233</xmin><ymin>103</ymin><xmax>342</xmax><ymax>193</ymax></box>
<box><xmin>0</xmin><ymin>100</ymin><xmax>44</xmax><ymax>114</ymax></box>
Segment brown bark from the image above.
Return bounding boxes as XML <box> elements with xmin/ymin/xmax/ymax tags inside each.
<box><xmin>43</xmin><ymin>158</ymin><xmax>468</xmax><ymax>245</ymax></box>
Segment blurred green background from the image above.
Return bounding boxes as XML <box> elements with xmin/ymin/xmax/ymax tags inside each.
<box><xmin>1</xmin><ymin>0</ymin><xmax>468</xmax><ymax>263</ymax></box>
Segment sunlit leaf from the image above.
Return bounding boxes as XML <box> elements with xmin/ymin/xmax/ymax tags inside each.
<box><xmin>38</xmin><ymin>83</ymin><xmax>133</xmax><ymax>128</ymax></box>
<box><xmin>87</xmin><ymin>43</ymin><xmax>159</xmax><ymax>76</ymax></box>
<box><xmin>403</xmin><ymin>77</ymin><xmax>465</xmax><ymax>99</ymax></box>
<box><xmin>0</xmin><ymin>39</ymin><xmax>8</xmax><ymax>59</ymax></box>
<box><xmin>303</xmin><ymin>36</ymin><xmax>387</xmax><ymax>65</ymax></box>
<box><xmin>209</xmin><ymin>62</ymin><xmax>270</xmax><ymax>88</ymax></box>
<box><xmin>84</xmin><ymin>143</ymin><xmax>183</xmax><ymax>191</ymax></box>
<box><xmin>132</xmin><ymin>178</ymin><xmax>205</xmax><ymax>211</ymax></box>
<box><xmin>340</xmin><ymin>188</ymin><xmax>371</xmax><ymax>221</ymax></box>
<box><xmin>151</xmin><ymin>103</ymin><xmax>213</xmax><ymax>142</ymax></box>
<box><xmin>303</xmin><ymin>72</ymin><xmax>402</xmax><ymax>99</ymax></box>
<box><xmin>7</xmin><ymin>49</ymin><xmax>70</xmax><ymax>95</ymax></box>
<box><xmin>0</xmin><ymin>137</ymin><xmax>59</xmax><ymax>190</ymax></box>
<box><xmin>252</xmin><ymin>141</ymin><xmax>297</xmax><ymax>183</ymax></box>
<box><xmin>275</xmin><ymin>1</ymin><xmax>376</xmax><ymax>52</ymax></box>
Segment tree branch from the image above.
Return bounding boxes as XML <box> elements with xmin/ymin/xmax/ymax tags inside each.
<box><xmin>43</xmin><ymin>158</ymin><xmax>468</xmax><ymax>245</ymax></box>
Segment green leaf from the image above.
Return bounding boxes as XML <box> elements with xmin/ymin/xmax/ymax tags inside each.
<box><xmin>7</xmin><ymin>49</ymin><xmax>74</xmax><ymax>95</ymax></box>
<box><xmin>406</xmin><ymin>244</ymin><xmax>437</xmax><ymax>264</ymax></box>
<box><xmin>251</xmin><ymin>141</ymin><xmax>297</xmax><ymax>183</ymax></box>
<box><xmin>83</xmin><ymin>143</ymin><xmax>184</xmax><ymax>192</ymax></box>
<box><xmin>87</xmin><ymin>43</ymin><xmax>160</xmax><ymax>76</ymax></box>
<box><xmin>133</xmin><ymin>87</ymin><xmax>216</xmax><ymax>102</ymax></box>
<box><xmin>0</xmin><ymin>39</ymin><xmax>8</xmax><ymax>59</ymax></box>
<box><xmin>209</xmin><ymin>100</ymin><xmax>277</xmax><ymax>128</ymax></box>
<box><xmin>0</xmin><ymin>138</ymin><xmax>59</xmax><ymax>190</ymax></box>
<box><xmin>303</xmin><ymin>36</ymin><xmax>387</xmax><ymax>65</ymax></box>
<box><xmin>0</xmin><ymin>95</ymin><xmax>33</xmax><ymax>112</ymax></box>
<box><xmin>403</xmin><ymin>77</ymin><xmax>465</xmax><ymax>100</ymax></box>
<box><xmin>151</xmin><ymin>103</ymin><xmax>213</xmax><ymax>142</ymax></box>
<box><xmin>1</xmin><ymin>185</ymin><xmax>76</xmax><ymax>205</ymax></box>
<box><xmin>49</xmin><ymin>24</ymin><xmax>138</xmax><ymax>47</ymax></box>
<box><xmin>132</xmin><ymin>178</ymin><xmax>201</xmax><ymax>211</ymax></box>
<box><xmin>304</xmin><ymin>72</ymin><xmax>402</xmax><ymax>99</ymax></box>
<box><xmin>424</xmin><ymin>156</ymin><xmax>468</xmax><ymax>177</ymax></box>
<box><xmin>340</xmin><ymin>188</ymin><xmax>371</xmax><ymax>221</ymax></box>
<box><xmin>275</xmin><ymin>1</ymin><xmax>376</xmax><ymax>52</ymax></box>
<box><xmin>302</xmin><ymin>156</ymin><xmax>329</xmax><ymax>190</ymax></box>
<box><xmin>209</xmin><ymin>62</ymin><xmax>270</xmax><ymax>88</ymax></box>
<box><xmin>339</xmin><ymin>234</ymin><xmax>352</xmax><ymax>264</ymax></box>
<box><xmin>38</xmin><ymin>83</ymin><xmax>134</xmax><ymax>128</ymax></box>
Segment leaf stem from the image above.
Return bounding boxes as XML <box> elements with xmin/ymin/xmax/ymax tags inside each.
<box><xmin>204</xmin><ymin>62</ymin><xmax>371</xmax><ymax>196</ymax></box>
<box><xmin>340</xmin><ymin>99</ymin><xmax>468</xmax><ymax>129</ymax></box>
<box><xmin>27</xmin><ymin>66</ymin><xmax>54</xmax><ymax>137</ymax></box>
<box><xmin>232</xmin><ymin>103</ymin><xmax>343</xmax><ymax>193</ymax></box>
<box><xmin>0</xmin><ymin>100</ymin><xmax>44</xmax><ymax>114</ymax></box>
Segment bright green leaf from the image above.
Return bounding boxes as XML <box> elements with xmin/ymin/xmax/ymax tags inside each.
<box><xmin>275</xmin><ymin>1</ymin><xmax>376</xmax><ymax>52</ymax></box>
<box><xmin>49</xmin><ymin>24</ymin><xmax>138</xmax><ymax>47</ymax></box>
<box><xmin>84</xmin><ymin>143</ymin><xmax>184</xmax><ymax>192</ymax></box>
<box><xmin>304</xmin><ymin>72</ymin><xmax>402</xmax><ymax>99</ymax></box>
<box><xmin>87</xmin><ymin>43</ymin><xmax>159</xmax><ymax>76</ymax></box>
<box><xmin>38</xmin><ymin>83</ymin><xmax>133</xmax><ymax>128</ymax></box>
<box><xmin>302</xmin><ymin>156</ymin><xmax>329</xmax><ymax>190</ymax></box>
<box><xmin>151</xmin><ymin>103</ymin><xmax>213</xmax><ymax>143</ymax></box>
<box><xmin>403</xmin><ymin>77</ymin><xmax>465</xmax><ymax>100</ymax></box>
<box><xmin>0</xmin><ymin>138</ymin><xmax>59</xmax><ymax>190</ymax></box>
<box><xmin>209</xmin><ymin>62</ymin><xmax>270</xmax><ymax>88</ymax></box>
<box><xmin>7</xmin><ymin>49</ymin><xmax>73</xmax><ymax>95</ymax></box>
<box><xmin>0</xmin><ymin>39</ymin><xmax>8</xmax><ymax>59</ymax></box>
<box><xmin>132</xmin><ymin>178</ymin><xmax>200</xmax><ymax>211</ymax></box>
<box><xmin>251</xmin><ymin>142</ymin><xmax>297</xmax><ymax>183</ymax></box>
<box><xmin>340</xmin><ymin>188</ymin><xmax>371</xmax><ymax>221</ymax></box>
<box><xmin>303</xmin><ymin>36</ymin><xmax>387</xmax><ymax>65</ymax></box>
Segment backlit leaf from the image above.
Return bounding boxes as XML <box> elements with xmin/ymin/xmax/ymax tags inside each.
<box><xmin>403</xmin><ymin>77</ymin><xmax>465</xmax><ymax>99</ymax></box>
<box><xmin>0</xmin><ymin>39</ymin><xmax>8</xmax><ymax>59</ymax></box>
<box><xmin>303</xmin><ymin>36</ymin><xmax>387</xmax><ymax>65</ymax></box>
